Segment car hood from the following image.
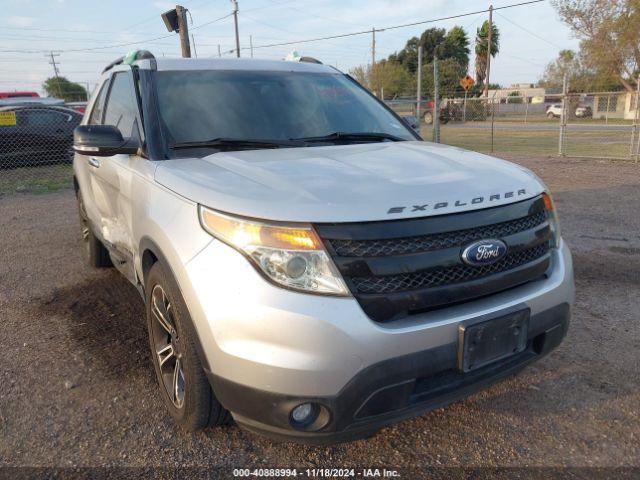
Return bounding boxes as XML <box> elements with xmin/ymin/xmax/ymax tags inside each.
<box><xmin>154</xmin><ymin>141</ymin><xmax>545</xmax><ymax>223</ymax></box>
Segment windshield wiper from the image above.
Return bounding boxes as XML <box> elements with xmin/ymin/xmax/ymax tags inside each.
<box><xmin>290</xmin><ymin>131</ymin><xmax>404</xmax><ymax>143</ymax></box>
<box><xmin>170</xmin><ymin>138</ymin><xmax>307</xmax><ymax>151</ymax></box>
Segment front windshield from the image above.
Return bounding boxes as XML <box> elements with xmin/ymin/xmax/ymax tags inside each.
<box><xmin>155</xmin><ymin>69</ymin><xmax>416</xmax><ymax>149</ymax></box>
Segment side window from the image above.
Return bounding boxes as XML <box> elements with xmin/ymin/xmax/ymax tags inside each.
<box><xmin>103</xmin><ymin>71</ymin><xmax>141</xmax><ymax>140</ymax></box>
<box><xmin>88</xmin><ymin>81</ymin><xmax>109</xmax><ymax>125</ymax></box>
<box><xmin>25</xmin><ymin>110</ymin><xmax>70</xmax><ymax>126</ymax></box>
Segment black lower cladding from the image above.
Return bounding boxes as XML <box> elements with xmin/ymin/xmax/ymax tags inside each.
<box><xmin>208</xmin><ymin>303</ymin><xmax>570</xmax><ymax>444</ymax></box>
<box><xmin>314</xmin><ymin>196</ymin><xmax>552</xmax><ymax>322</ymax></box>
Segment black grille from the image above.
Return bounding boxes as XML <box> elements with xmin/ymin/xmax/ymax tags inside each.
<box><xmin>352</xmin><ymin>244</ymin><xmax>549</xmax><ymax>294</ymax></box>
<box><xmin>330</xmin><ymin>211</ymin><xmax>547</xmax><ymax>257</ymax></box>
<box><xmin>315</xmin><ymin>196</ymin><xmax>553</xmax><ymax>322</ymax></box>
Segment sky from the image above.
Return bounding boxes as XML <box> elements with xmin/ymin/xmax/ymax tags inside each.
<box><xmin>0</xmin><ymin>0</ymin><xmax>580</xmax><ymax>96</ymax></box>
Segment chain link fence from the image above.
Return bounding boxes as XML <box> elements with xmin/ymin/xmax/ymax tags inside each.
<box><xmin>1</xmin><ymin>79</ymin><xmax>639</xmax><ymax>196</ymax></box>
<box><xmin>0</xmin><ymin>104</ymin><xmax>82</xmax><ymax>194</ymax></box>
<box><xmin>383</xmin><ymin>56</ymin><xmax>640</xmax><ymax>160</ymax></box>
<box><xmin>561</xmin><ymin>91</ymin><xmax>638</xmax><ymax>160</ymax></box>
<box><xmin>388</xmin><ymin>81</ymin><xmax>640</xmax><ymax>162</ymax></box>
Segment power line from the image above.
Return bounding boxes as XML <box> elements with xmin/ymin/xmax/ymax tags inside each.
<box><xmin>119</xmin><ymin>0</ymin><xmax>212</xmax><ymax>32</ymax></box>
<box><xmin>494</xmin><ymin>11</ymin><xmax>565</xmax><ymax>50</ymax></box>
<box><xmin>383</xmin><ymin>0</ymin><xmax>544</xmax><ymax>32</ymax></box>
<box><xmin>229</xmin><ymin>0</ymin><xmax>544</xmax><ymax>53</ymax></box>
<box><xmin>191</xmin><ymin>12</ymin><xmax>234</xmax><ymax>31</ymax></box>
<box><xmin>0</xmin><ymin>12</ymin><xmax>233</xmax><ymax>54</ymax></box>
<box><xmin>0</xmin><ymin>32</ymin><xmax>176</xmax><ymax>54</ymax></box>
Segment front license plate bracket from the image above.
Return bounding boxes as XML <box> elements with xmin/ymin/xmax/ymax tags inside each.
<box><xmin>458</xmin><ymin>309</ymin><xmax>530</xmax><ymax>373</ymax></box>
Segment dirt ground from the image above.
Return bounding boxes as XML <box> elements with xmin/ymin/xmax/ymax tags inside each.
<box><xmin>0</xmin><ymin>155</ymin><xmax>638</xmax><ymax>476</ymax></box>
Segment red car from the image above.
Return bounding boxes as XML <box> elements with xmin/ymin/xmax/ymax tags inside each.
<box><xmin>0</xmin><ymin>91</ymin><xmax>40</xmax><ymax>100</ymax></box>
<box><xmin>418</xmin><ymin>100</ymin><xmax>450</xmax><ymax>125</ymax></box>
<box><xmin>65</xmin><ymin>101</ymin><xmax>88</xmax><ymax>114</ymax></box>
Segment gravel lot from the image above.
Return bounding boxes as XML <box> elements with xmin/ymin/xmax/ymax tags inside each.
<box><xmin>0</xmin><ymin>155</ymin><xmax>638</xmax><ymax>474</ymax></box>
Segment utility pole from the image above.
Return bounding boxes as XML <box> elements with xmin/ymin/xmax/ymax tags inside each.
<box><xmin>231</xmin><ymin>0</ymin><xmax>240</xmax><ymax>57</ymax></box>
<box><xmin>47</xmin><ymin>51</ymin><xmax>63</xmax><ymax>98</ymax></box>
<box><xmin>218</xmin><ymin>44</ymin><xmax>222</xmax><ymax>57</ymax></box>
<box><xmin>371</xmin><ymin>27</ymin><xmax>376</xmax><ymax>95</ymax></box>
<box><xmin>484</xmin><ymin>4</ymin><xmax>493</xmax><ymax>97</ymax></box>
<box><xmin>161</xmin><ymin>6</ymin><xmax>192</xmax><ymax>57</ymax></box>
<box><xmin>176</xmin><ymin>5</ymin><xmax>191</xmax><ymax>58</ymax></box>
<box><xmin>416</xmin><ymin>45</ymin><xmax>422</xmax><ymax>130</ymax></box>
<box><xmin>191</xmin><ymin>33</ymin><xmax>198</xmax><ymax>58</ymax></box>
<box><xmin>433</xmin><ymin>55</ymin><xmax>440</xmax><ymax>143</ymax></box>
<box><xmin>250</xmin><ymin>35</ymin><xmax>254</xmax><ymax>58</ymax></box>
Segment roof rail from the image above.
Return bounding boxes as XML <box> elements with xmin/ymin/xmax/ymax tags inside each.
<box><xmin>299</xmin><ymin>56</ymin><xmax>323</xmax><ymax>64</ymax></box>
<box><xmin>102</xmin><ymin>50</ymin><xmax>155</xmax><ymax>74</ymax></box>
<box><xmin>102</xmin><ymin>56</ymin><xmax>124</xmax><ymax>74</ymax></box>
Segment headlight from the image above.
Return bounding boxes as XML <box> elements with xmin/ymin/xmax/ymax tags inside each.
<box><xmin>542</xmin><ymin>192</ymin><xmax>561</xmax><ymax>248</ymax></box>
<box><xmin>199</xmin><ymin>206</ymin><xmax>349</xmax><ymax>296</ymax></box>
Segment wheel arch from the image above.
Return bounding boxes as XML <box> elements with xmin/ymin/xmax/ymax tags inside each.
<box><xmin>138</xmin><ymin>235</ymin><xmax>213</xmax><ymax>374</ymax></box>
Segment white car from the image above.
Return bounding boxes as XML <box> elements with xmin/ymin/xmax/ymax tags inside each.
<box><xmin>73</xmin><ymin>51</ymin><xmax>574</xmax><ymax>444</ymax></box>
<box><xmin>546</xmin><ymin>104</ymin><xmax>563</xmax><ymax>118</ymax></box>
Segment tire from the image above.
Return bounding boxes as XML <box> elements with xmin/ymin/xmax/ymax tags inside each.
<box><xmin>145</xmin><ymin>261</ymin><xmax>230</xmax><ymax>430</ymax></box>
<box><xmin>76</xmin><ymin>190</ymin><xmax>112</xmax><ymax>268</ymax></box>
<box><xmin>423</xmin><ymin>111</ymin><xmax>434</xmax><ymax>125</ymax></box>
<box><xmin>547</xmin><ymin>112</ymin><xmax>555</xmax><ymax>119</ymax></box>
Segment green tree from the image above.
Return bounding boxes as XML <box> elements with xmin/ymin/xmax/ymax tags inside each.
<box><xmin>421</xmin><ymin>58</ymin><xmax>468</xmax><ymax>98</ymax></box>
<box><xmin>349</xmin><ymin>65</ymin><xmax>369</xmax><ymax>89</ymax></box>
<box><xmin>440</xmin><ymin>26</ymin><xmax>470</xmax><ymax>69</ymax></box>
<box><xmin>391</xmin><ymin>28</ymin><xmax>448</xmax><ymax>74</ymax></box>
<box><xmin>372</xmin><ymin>60</ymin><xmax>413</xmax><ymax>98</ymax></box>
<box><xmin>474</xmin><ymin>20</ymin><xmax>500</xmax><ymax>87</ymax></box>
<box><xmin>349</xmin><ymin>61</ymin><xmax>413</xmax><ymax>98</ymax></box>
<box><xmin>539</xmin><ymin>49</ymin><xmax>620</xmax><ymax>92</ymax></box>
<box><xmin>352</xmin><ymin>26</ymin><xmax>471</xmax><ymax>99</ymax></box>
<box><xmin>552</xmin><ymin>0</ymin><xmax>639</xmax><ymax>91</ymax></box>
<box><xmin>42</xmin><ymin>76</ymin><xmax>87</xmax><ymax>101</ymax></box>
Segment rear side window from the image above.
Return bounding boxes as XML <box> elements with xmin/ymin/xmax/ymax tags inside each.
<box><xmin>24</xmin><ymin>109</ymin><xmax>71</xmax><ymax>126</ymax></box>
<box><xmin>103</xmin><ymin>71</ymin><xmax>141</xmax><ymax>140</ymax></box>
<box><xmin>88</xmin><ymin>81</ymin><xmax>109</xmax><ymax>125</ymax></box>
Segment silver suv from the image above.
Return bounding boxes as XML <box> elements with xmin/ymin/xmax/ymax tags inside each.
<box><xmin>73</xmin><ymin>51</ymin><xmax>574</xmax><ymax>444</ymax></box>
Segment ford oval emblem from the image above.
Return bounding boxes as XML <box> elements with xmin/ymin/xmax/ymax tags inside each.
<box><xmin>461</xmin><ymin>239</ymin><xmax>508</xmax><ymax>266</ymax></box>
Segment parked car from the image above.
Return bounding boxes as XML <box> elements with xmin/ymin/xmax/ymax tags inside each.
<box><xmin>419</xmin><ymin>100</ymin><xmax>450</xmax><ymax>124</ymax></box>
<box><xmin>575</xmin><ymin>105</ymin><xmax>592</xmax><ymax>118</ymax></box>
<box><xmin>546</xmin><ymin>104</ymin><xmax>563</xmax><ymax>118</ymax></box>
<box><xmin>0</xmin><ymin>91</ymin><xmax>40</xmax><ymax>100</ymax></box>
<box><xmin>0</xmin><ymin>105</ymin><xmax>82</xmax><ymax>168</ymax></box>
<box><xmin>74</xmin><ymin>51</ymin><xmax>573</xmax><ymax>444</ymax></box>
<box><xmin>66</xmin><ymin>101</ymin><xmax>88</xmax><ymax>114</ymax></box>
<box><xmin>547</xmin><ymin>104</ymin><xmax>594</xmax><ymax>119</ymax></box>
<box><xmin>0</xmin><ymin>97</ymin><xmax>65</xmax><ymax>107</ymax></box>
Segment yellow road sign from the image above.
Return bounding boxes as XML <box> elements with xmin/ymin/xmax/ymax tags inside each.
<box><xmin>459</xmin><ymin>75</ymin><xmax>475</xmax><ymax>91</ymax></box>
<box><xmin>0</xmin><ymin>111</ymin><xmax>16</xmax><ymax>126</ymax></box>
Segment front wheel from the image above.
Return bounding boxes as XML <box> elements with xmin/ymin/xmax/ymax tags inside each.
<box><xmin>145</xmin><ymin>261</ymin><xmax>230</xmax><ymax>430</ymax></box>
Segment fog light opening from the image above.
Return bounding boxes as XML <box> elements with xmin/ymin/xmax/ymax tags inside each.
<box><xmin>291</xmin><ymin>402</ymin><xmax>318</xmax><ymax>425</ymax></box>
<box><xmin>289</xmin><ymin>402</ymin><xmax>331</xmax><ymax>431</ymax></box>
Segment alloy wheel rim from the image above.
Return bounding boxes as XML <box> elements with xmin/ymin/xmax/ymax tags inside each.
<box><xmin>150</xmin><ymin>284</ymin><xmax>185</xmax><ymax>409</ymax></box>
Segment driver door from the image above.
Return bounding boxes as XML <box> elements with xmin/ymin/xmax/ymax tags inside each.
<box><xmin>87</xmin><ymin>70</ymin><xmax>142</xmax><ymax>277</ymax></box>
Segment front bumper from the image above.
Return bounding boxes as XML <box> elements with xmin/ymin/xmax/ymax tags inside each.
<box><xmin>180</xmin><ymin>238</ymin><xmax>573</xmax><ymax>444</ymax></box>
<box><xmin>209</xmin><ymin>303</ymin><xmax>569</xmax><ymax>444</ymax></box>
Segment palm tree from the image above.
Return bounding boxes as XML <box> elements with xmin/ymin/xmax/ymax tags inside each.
<box><xmin>475</xmin><ymin>20</ymin><xmax>500</xmax><ymax>87</ymax></box>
